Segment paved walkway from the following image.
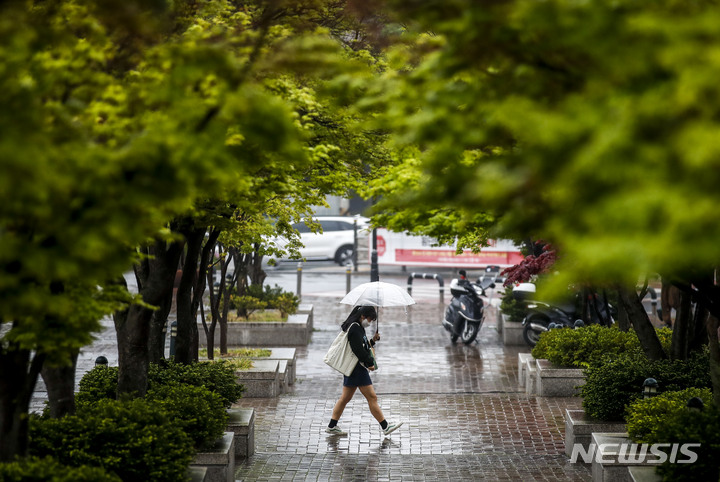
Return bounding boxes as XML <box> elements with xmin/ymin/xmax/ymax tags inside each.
<box><xmin>29</xmin><ymin>290</ymin><xmax>591</xmax><ymax>481</ymax></box>
<box><xmin>233</xmin><ymin>297</ymin><xmax>591</xmax><ymax>482</ymax></box>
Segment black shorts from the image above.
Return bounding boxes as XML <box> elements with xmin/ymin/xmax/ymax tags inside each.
<box><xmin>343</xmin><ymin>362</ymin><xmax>372</xmax><ymax>387</ymax></box>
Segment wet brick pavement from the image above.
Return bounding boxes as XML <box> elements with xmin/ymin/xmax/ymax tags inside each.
<box><xmin>232</xmin><ymin>297</ymin><xmax>591</xmax><ymax>482</ymax></box>
<box><xmin>28</xmin><ymin>289</ymin><xmax>591</xmax><ymax>481</ymax></box>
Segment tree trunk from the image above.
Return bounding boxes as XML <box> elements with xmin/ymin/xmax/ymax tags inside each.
<box><xmin>707</xmin><ymin>314</ymin><xmax>720</xmax><ymax>407</ymax></box>
<box><xmin>115</xmin><ymin>239</ymin><xmax>183</xmax><ymax>397</ymax></box>
<box><xmin>617</xmin><ymin>285</ymin><xmax>667</xmax><ymax>360</ymax></box>
<box><xmin>148</xmin><ymin>289</ymin><xmax>173</xmax><ymax>364</ymax></box>
<box><xmin>249</xmin><ymin>244</ymin><xmax>267</xmax><ymax>287</ymax></box>
<box><xmin>616</xmin><ymin>291</ymin><xmax>631</xmax><ymax>331</ymax></box>
<box><xmin>670</xmin><ymin>288</ymin><xmax>693</xmax><ymax>360</ymax></box>
<box><xmin>0</xmin><ymin>346</ymin><xmax>45</xmax><ymax>461</ymax></box>
<box><xmin>175</xmin><ymin>228</ymin><xmax>205</xmax><ymax>365</ymax></box>
<box><xmin>40</xmin><ymin>349</ymin><xmax>79</xmax><ymax>418</ymax></box>
<box><xmin>690</xmin><ymin>303</ymin><xmax>709</xmax><ymax>353</ymax></box>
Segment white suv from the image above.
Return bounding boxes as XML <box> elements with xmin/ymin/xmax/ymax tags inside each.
<box><xmin>274</xmin><ymin>216</ymin><xmax>370</xmax><ymax>266</ymax></box>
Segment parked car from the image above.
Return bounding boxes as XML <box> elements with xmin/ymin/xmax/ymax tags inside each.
<box><xmin>271</xmin><ymin>216</ymin><xmax>370</xmax><ymax>266</ymax></box>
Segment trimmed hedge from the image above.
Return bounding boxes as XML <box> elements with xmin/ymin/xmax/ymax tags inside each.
<box><xmin>581</xmin><ymin>348</ymin><xmax>711</xmax><ymax>421</ymax></box>
<box><xmin>146</xmin><ymin>382</ymin><xmax>227</xmax><ymax>449</ymax></box>
<box><xmin>75</xmin><ymin>366</ymin><xmax>118</xmax><ymax>407</ymax></box>
<box><xmin>531</xmin><ymin>325</ymin><xmax>672</xmax><ymax>368</ymax></box>
<box><xmin>77</xmin><ymin>359</ymin><xmax>244</xmax><ymax>409</ymax></box>
<box><xmin>626</xmin><ymin>387</ymin><xmax>713</xmax><ymax>443</ymax></box>
<box><xmin>29</xmin><ymin>399</ymin><xmax>194</xmax><ymax>482</ymax></box>
<box><xmin>0</xmin><ymin>456</ymin><xmax>121</xmax><ymax>482</ymax></box>
<box><xmin>651</xmin><ymin>405</ymin><xmax>720</xmax><ymax>481</ymax></box>
<box><xmin>148</xmin><ymin>359</ymin><xmax>244</xmax><ymax>408</ymax></box>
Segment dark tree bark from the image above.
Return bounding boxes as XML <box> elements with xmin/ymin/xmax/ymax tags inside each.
<box><xmin>115</xmin><ymin>239</ymin><xmax>183</xmax><ymax>397</ymax></box>
<box><xmin>40</xmin><ymin>349</ymin><xmax>79</xmax><ymax>418</ymax></box>
<box><xmin>248</xmin><ymin>244</ymin><xmax>267</xmax><ymax>287</ymax></box>
<box><xmin>148</xmin><ymin>289</ymin><xmax>173</xmax><ymax>364</ymax></box>
<box><xmin>707</xmin><ymin>314</ymin><xmax>720</xmax><ymax>407</ymax></box>
<box><xmin>616</xmin><ymin>292</ymin><xmax>631</xmax><ymax>332</ymax></box>
<box><xmin>616</xmin><ymin>285</ymin><xmax>667</xmax><ymax>360</ymax></box>
<box><xmin>0</xmin><ymin>345</ymin><xmax>45</xmax><ymax>461</ymax></box>
<box><xmin>669</xmin><ymin>286</ymin><xmax>693</xmax><ymax>360</ymax></box>
<box><xmin>175</xmin><ymin>226</ymin><xmax>218</xmax><ymax>364</ymax></box>
<box><xmin>205</xmin><ymin>244</ymin><xmax>232</xmax><ymax>359</ymax></box>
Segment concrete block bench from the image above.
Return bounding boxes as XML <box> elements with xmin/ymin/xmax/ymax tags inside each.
<box><xmin>191</xmin><ymin>432</ymin><xmax>235</xmax><ymax>482</ymax></box>
<box><xmin>227</xmin><ymin>408</ymin><xmax>255</xmax><ymax>459</ymax></box>
<box><xmin>564</xmin><ymin>409</ymin><xmax>626</xmax><ymax>458</ymax></box>
<box><xmin>235</xmin><ymin>359</ymin><xmax>281</xmax><ymax>398</ymax></box>
<box><xmin>536</xmin><ymin>359</ymin><xmax>585</xmax><ymax>397</ymax></box>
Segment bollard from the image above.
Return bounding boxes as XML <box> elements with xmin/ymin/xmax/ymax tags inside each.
<box><xmin>169</xmin><ymin>321</ymin><xmax>177</xmax><ymax>357</ymax></box>
<box><xmin>296</xmin><ymin>262</ymin><xmax>303</xmax><ymax>301</ymax></box>
<box><xmin>407</xmin><ymin>273</ymin><xmax>445</xmax><ymax>303</ymax></box>
<box><xmin>346</xmin><ymin>264</ymin><xmax>352</xmax><ymax>293</ymax></box>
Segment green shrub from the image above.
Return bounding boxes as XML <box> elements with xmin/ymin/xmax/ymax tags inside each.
<box><xmin>499</xmin><ymin>285</ymin><xmax>527</xmax><ymax>322</ymax></box>
<box><xmin>77</xmin><ymin>359</ymin><xmax>243</xmax><ymax>408</ymax></box>
<box><xmin>0</xmin><ymin>456</ymin><xmax>121</xmax><ymax>482</ymax></box>
<box><xmin>626</xmin><ymin>387</ymin><xmax>713</xmax><ymax>443</ymax></box>
<box><xmin>532</xmin><ymin>325</ymin><xmax>674</xmax><ymax>368</ymax></box>
<box><xmin>148</xmin><ymin>358</ymin><xmax>244</xmax><ymax>407</ymax></box>
<box><xmin>231</xmin><ymin>284</ymin><xmax>298</xmax><ymax>319</ymax></box>
<box><xmin>271</xmin><ymin>292</ymin><xmax>299</xmax><ymax>318</ymax></box>
<box><xmin>651</xmin><ymin>404</ymin><xmax>720</xmax><ymax>482</ymax></box>
<box><xmin>29</xmin><ymin>399</ymin><xmax>194</xmax><ymax>482</ymax></box>
<box><xmin>146</xmin><ymin>382</ymin><xmax>228</xmax><ymax>449</ymax></box>
<box><xmin>76</xmin><ymin>366</ymin><xmax>119</xmax><ymax>406</ymax></box>
<box><xmin>232</xmin><ymin>295</ymin><xmax>268</xmax><ymax>319</ymax></box>
<box><xmin>581</xmin><ymin>348</ymin><xmax>711</xmax><ymax>421</ymax></box>
<box><xmin>532</xmin><ymin>324</ymin><xmax>641</xmax><ymax>368</ymax></box>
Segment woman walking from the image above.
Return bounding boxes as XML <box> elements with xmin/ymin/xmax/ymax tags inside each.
<box><xmin>326</xmin><ymin>305</ymin><xmax>403</xmax><ymax>437</ymax></box>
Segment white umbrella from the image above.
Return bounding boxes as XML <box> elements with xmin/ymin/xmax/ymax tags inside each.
<box><xmin>340</xmin><ymin>281</ymin><xmax>416</xmax><ymax>307</ymax></box>
<box><xmin>339</xmin><ymin>281</ymin><xmax>415</xmax><ymax>359</ymax></box>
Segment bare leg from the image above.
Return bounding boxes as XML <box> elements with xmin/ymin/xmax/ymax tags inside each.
<box><xmin>331</xmin><ymin>386</ymin><xmax>357</xmax><ymax>421</ymax></box>
<box><xmin>358</xmin><ymin>384</ymin><xmax>385</xmax><ymax>423</ymax></box>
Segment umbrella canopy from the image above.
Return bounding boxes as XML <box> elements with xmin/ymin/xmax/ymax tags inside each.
<box><xmin>340</xmin><ymin>281</ymin><xmax>416</xmax><ymax>307</ymax></box>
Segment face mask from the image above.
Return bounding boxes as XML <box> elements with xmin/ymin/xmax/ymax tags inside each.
<box><xmin>361</xmin><ymin>318</ymin><xmax>372</xmax><ymax>328</ymax></box>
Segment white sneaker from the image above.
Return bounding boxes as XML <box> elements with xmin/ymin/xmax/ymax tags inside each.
<box><xmin>325</xmin><ymin>426</ymin><xmax>348</xmax><ymax>436</ymax></box>
<box><xmin>382</xmin><ymin>421</ymin><xmax>403</xmax><ymax>436</ymax></box>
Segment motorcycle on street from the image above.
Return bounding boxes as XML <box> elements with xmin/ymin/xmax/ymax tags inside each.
<box><xmin>442</xmin><ymin>270</ymin><xmax>495</xmax><ymax>345</ymax></box>
<box><xmin>521</xmin><ymin>287</ymin><xmax>615</xmax><ymax>347</ymax></box>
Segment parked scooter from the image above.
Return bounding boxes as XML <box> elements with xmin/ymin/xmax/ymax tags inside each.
<box><xmin>521</xmin><ymin>288</ymin><xmax>614</xmax><ymax>347</ymax></box>
<box><xmin>443</xmin><ymin>270</ymin><xmax>495</xmax><ymax>344</ymax></box>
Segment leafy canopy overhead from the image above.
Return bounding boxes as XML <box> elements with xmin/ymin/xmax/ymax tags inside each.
<box><xmin>368</xmin><ymin>0</ymin><xmax>720</xmax><ymax>289</ymax></box>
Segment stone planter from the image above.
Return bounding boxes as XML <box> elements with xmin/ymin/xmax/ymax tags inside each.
<box><xmin>191</xmin><ymin>432</ymin><xmax>235</xmax><ymax>482</ymax></box>
<box><xmin>628</xmin><ymin>467</ymin><xmax>661</xmax><ymax>482</ymax></box>
<box><xmin>227</xmin><ymin>408</ymin><xmax>255</xmax><ymax>459</ymax></box>
<box><xmin>188</xmin><ymin>467</ymin><xmax>208</xmax><ymax>482</ymax></box>
<box><xmin>198</xmin><ymin>313</ymin><xmax>311</xmax><ymax>347</ymax></box>
<box><xmin>517</xmin><ymin>353</ymin><xmax>534</xmax><ymax>388</ymax></box>
<box><xmin>235</xmin><ymin>359</ymin><xmax>282</xmax><ymax>398</ymax></box>
<box><xmin>497</xmin><ymin>311</ymin><xmax>505</xmax><ymax>335</ymax></box>
<box><xmin>564</xmin><ymin>409</ymin><xmax>626</xmax><ymax>457</ymax></box>
<box><xmin>250</xmin><ymin>347</ymin><xmax>297</xmax><ymax>386</ymax></box>
<box><xmin>525</xmin><ymin>357</ymin><xmax>538</xmax><ymax>395</ymax></box>
<box><xmin>590</xmin><ymin>432</ymin><xmax>662</xmax><ymax>482</ymax></box>
<box><xmin>298</xmin><ymin>303</ymin><xmax>314</xmax><ymax>332</ymax></box>
<box><xmin>503</xmin><ymin>320</ymin><xmax>526</xmax><ymax>346</ymax></box>
<box><xmin>536</xmin><ymin>359</ymin><xmax>585</xmax><ymax>397</ymax></box>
